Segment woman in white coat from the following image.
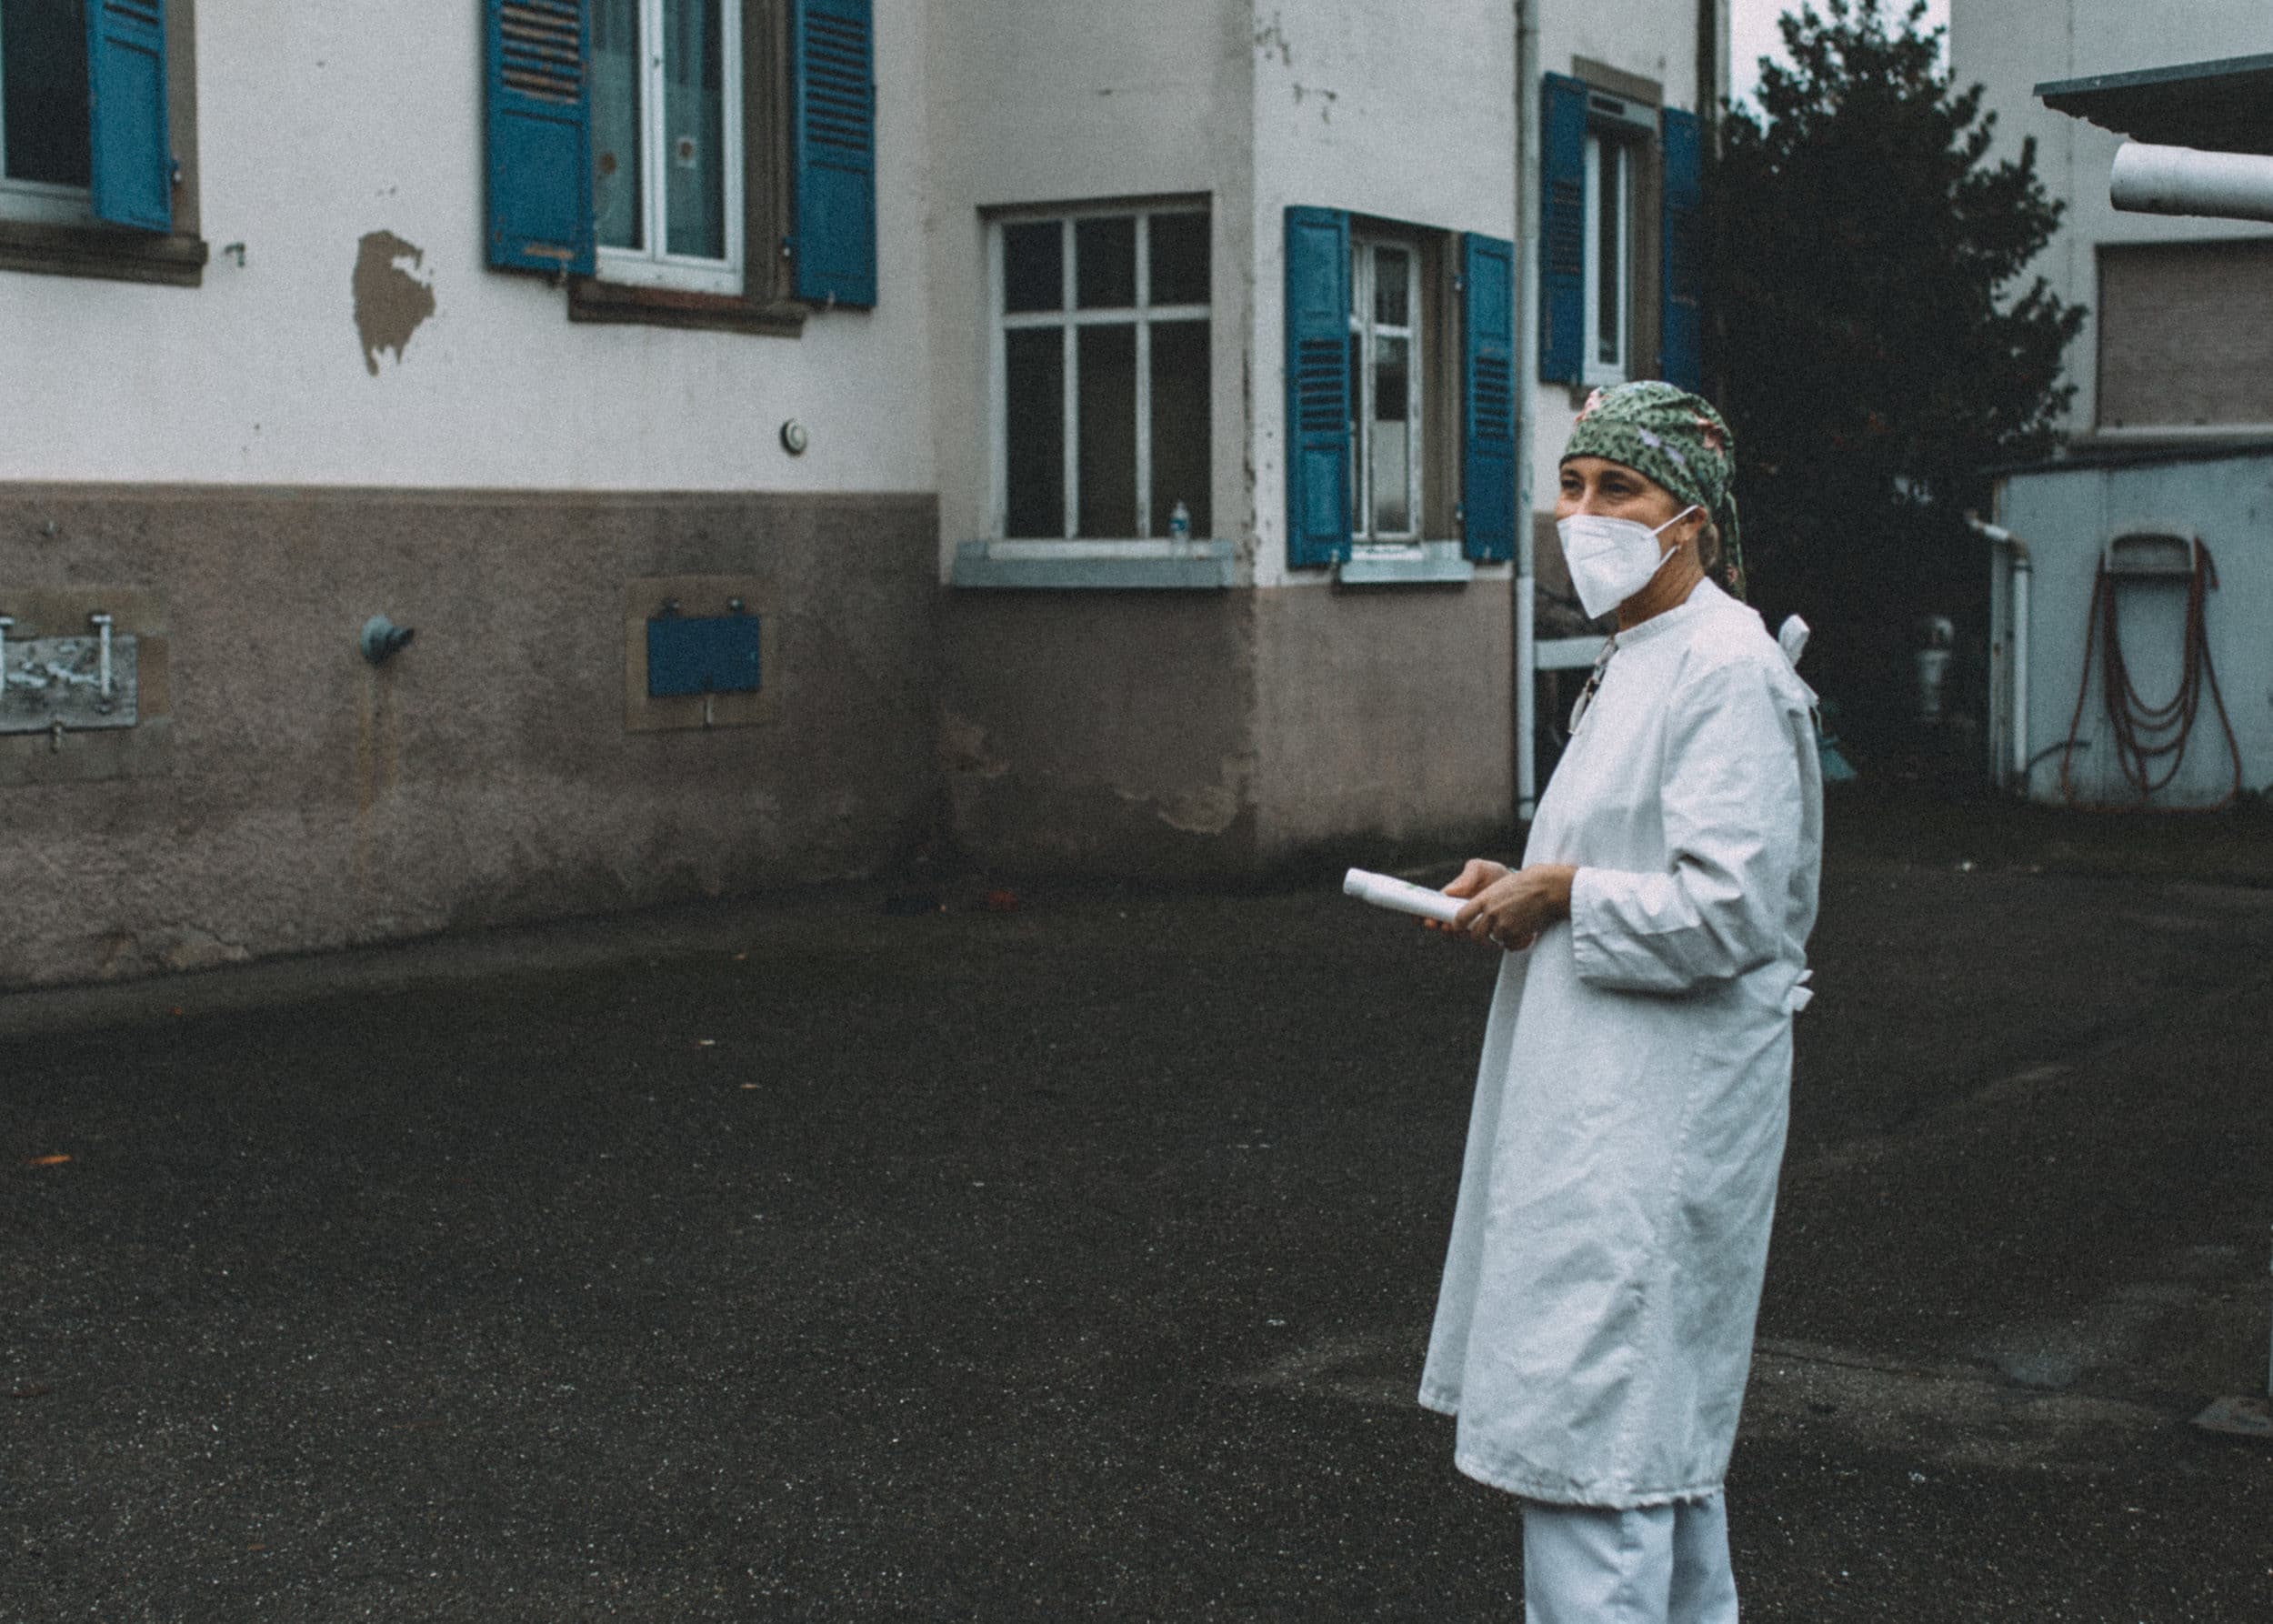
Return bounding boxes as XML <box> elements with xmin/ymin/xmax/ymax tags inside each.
<box><xmin>1420</xmin><ymin>382</ymin><xmax>1822</xmax><ymax>1624</ymax></box>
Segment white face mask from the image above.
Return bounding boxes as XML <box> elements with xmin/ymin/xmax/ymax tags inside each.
<box><xmin>1557</xmin><ymin>505</ymin><xmax>1702</xmax><ymax>619</ymax></box>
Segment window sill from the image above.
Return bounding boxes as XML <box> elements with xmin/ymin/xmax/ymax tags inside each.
<box><xmin>1337</xmin><ymin>541</ymin><xmax>1476</xmax><ymax>586</ymax></box>
<box><xmin>1536</xmin><ymin>634</ymin><xmax>1610</xmax><ymax>670</ymax></box>
<box><xmin>567</xmin><ymin>276</ymin><xmax>806</xmax><ymax>337</ymax></box>
<box><xmin>0</xmin><ymin>218</ymin><xmax>205</xmax><ymax>286</ymax></box>
<box><xmin>951</xmin><ymin>539</ymin><xmax>1235</xmax><ymax>590</ymax></box>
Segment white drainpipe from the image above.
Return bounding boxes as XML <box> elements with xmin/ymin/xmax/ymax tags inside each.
<box><xmin>2111</xmin><ymin>142</ymin><xmax>2273</xmax><ymax>224</ymax></box>
<box><xmin>1968</xmin><ymin>514</ymin><xmax>2032</xmax><ymax>791</ymax></box>
<box><xmin>1514</xmin><ymin>0</ymin><xmax>1541</xmax><ymax>821</ymax></box>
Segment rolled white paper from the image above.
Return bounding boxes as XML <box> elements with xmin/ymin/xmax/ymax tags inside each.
<box><xmin>1343</xmin><ymin>867</ymin><xmax>1467</xmax><ymax>925</ymax></box>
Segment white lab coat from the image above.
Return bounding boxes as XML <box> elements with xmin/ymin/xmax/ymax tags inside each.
<box><xmin>1419</xmin><ymin>579</ymin><xmax>1822</xmax><ymax>1508</ymax></box>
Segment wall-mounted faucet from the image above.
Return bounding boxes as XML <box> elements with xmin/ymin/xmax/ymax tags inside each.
<box><xmin>360</xmin><ymin>615</ymin><xmax>415</xmax><ymax>665</ymax></box>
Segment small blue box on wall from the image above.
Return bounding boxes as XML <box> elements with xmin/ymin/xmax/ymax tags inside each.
<box><xmin>646</xmin><ymin>612</ymin><xmax>762</xmax><ymax>698</ymax></box>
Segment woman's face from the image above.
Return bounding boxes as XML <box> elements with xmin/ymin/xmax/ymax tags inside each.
<box><xmin>1556</xmin><ymin>456</ymin><xmax>1685</xmax><ymax>528</ymax></box>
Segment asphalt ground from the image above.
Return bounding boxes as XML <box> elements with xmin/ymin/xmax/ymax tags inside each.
<box><xmin>7</xmin><ymin>796</ymin><xmax>2273</xmax><ymax>1621</ymax></box>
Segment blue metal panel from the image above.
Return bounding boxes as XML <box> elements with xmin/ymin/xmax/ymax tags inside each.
<box><xmin>792</xmin><ymin>0</ymin><xmax>876</xmax><ymax>307</ymax></box>
<box><xmin>647</xmin><ymin>614</ymin><xmax>762</xmax><ymax>697</ymax></box>
<box><xmin>1284</xmin><ymin>206</ymin><xmax>1352</xmax><ymax>569</ymax></box>
<box><xmin>1461</xmin><ymin>233</ymin><xmax>1517</xmax><ymax>563</ymax></box>
<box><xmin>1538</xmin><ymin>74</ymin><xmax>1588</xmax><ymax>386</ymax></box>
<box><xmin>85</xmin><ymin>0</ymin><xmax>170</xmax><ymax>233</ymax></box>
<box><xmin>1660</xmin><ymin>107</ymin><xmax>1705</xmax><ymax>393</ymax></box>
<box><xmin>485</xmin><ymin>0</ymin><xmax>596</xmax><ymax>276</ymax></box>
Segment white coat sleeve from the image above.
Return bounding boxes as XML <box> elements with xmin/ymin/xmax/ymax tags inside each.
<box><xmin>1567</xmin><ymin>654</ymin><xmax>1803</xmax><ymax>994</ymax></box>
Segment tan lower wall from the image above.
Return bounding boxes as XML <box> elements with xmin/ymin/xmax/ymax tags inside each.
<box><xmin>1253</xmin><ymin>580</ymin><xmax>1516</xmax><ymax>861</ymax></box>
<box><xmin>0</xmin><ymin>485</ymin><xmax>939</xmax><ymax>988</ymax></box>
<box><xmin>939</xmin><ymin>578</ymin><xmax>1515</xmax><ymax>877</ymax></box>
<box><xmin>937</xmin><ymin>589</ymin><xmax>1261</xmax><ymax>875</ymax></box>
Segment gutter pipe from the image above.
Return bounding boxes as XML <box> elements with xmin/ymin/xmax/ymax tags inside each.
<box><xmin>1514</xmin><ymin>0</ymin><xmax>1540</xmax><ymax>821</ymax></box>
<box><xmin>2110</xmin><ymin>142</ymin><xmax>2273</xmax><ymax>224</ymax></box>
<box><xmin>1968</xmin><ymin>513</ymin><xmax>2033</xmax><ymax>792</ymax></box>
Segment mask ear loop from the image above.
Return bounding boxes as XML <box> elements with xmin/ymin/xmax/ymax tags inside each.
<box><xmin>1651</xmin><ymin>504</ymin><xmax>1705</xmax><ymax>546</ymax></box>
<box><xmin>1637</xmin><ymin>506</ymin><xmax>1705</xmax><ymax>589</ymax></box>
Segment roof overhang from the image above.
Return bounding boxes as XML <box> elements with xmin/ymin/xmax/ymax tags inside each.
<box><xmin>2036</xmin><ymin>53</ymin><xmax>2273</xmax><ymax>156</ymax></box>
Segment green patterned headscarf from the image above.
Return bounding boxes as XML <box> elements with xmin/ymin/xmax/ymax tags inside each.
<box><xmin>1562</xmin><ymin>382</ymin><xmax>1745</xmax><ymax>599</ymax></box>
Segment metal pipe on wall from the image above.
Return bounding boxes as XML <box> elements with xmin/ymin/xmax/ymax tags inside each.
<box><xmin>1514</xmin><ymin>0</ymin><xmax>1541</xmax><ymax>822</ymax></box>
<box><xmin>1968</xmin><ymin>513</ymin><xmax>2033</xmax><ymax>791</ymax></box>
<box><xmin>2111</xmin><ymin>141</ymin><xmax>2273</xmax><ymax>225</ymax></box>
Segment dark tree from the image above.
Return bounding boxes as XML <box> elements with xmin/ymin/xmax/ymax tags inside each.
<box><xmin>1710</xmin><ymin>0</ymin><xmax>2083</xmax><ymax>747</ymax></box>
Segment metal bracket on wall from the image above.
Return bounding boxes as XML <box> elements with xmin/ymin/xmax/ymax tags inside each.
<box><xmin>0</xmin><ymin>613</ymin><xmax>140</xmax><ymax>734</ymax></box>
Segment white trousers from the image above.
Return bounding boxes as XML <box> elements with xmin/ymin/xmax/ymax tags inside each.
<box><xmin>1520</xmin><ymin>1493</ymin><xmax>1738</xmax><ymax>1624</ymax></box>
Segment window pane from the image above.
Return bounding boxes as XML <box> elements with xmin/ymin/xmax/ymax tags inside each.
<box><xmin>1149</xmin><ymin>320</ymin><xmax>1211</xmax><ymax>539</ymax></box>
<box><xmin>590</xmin><ymin>0</ymin><xmax>644</xmax><ymax>249</ymax></box>
<box><xmin>663</xmin><ymin>0</ymin><xmax>726</xmax><ymax>260</ymax></box>
<box><xmin>1003</xmin><ymin>222</ymin><xmax>1062</xmax><ymax>313</ymax></box>
<box><xmin>1148</xmin><ymin>213</ymin><xmax>1209</xmax><ymax>306</ymax></box>
<box><xmin>1596</xmin><ymin>143</ymin><xmax>1622</xmax><ymax>365</ymax></box>
<box><xmin>2</xmin><ymin>0</ymin><xmax>91</xmax><ymax>187</ymax></box>
<box><xmin>1375</xmin><ymin>247</ymin><xmax>1409</xmax><ymax>329</ymax></box>
<box><xmin>1371</xmin><ymin>334</ymin><xmax>1412</xmax><ymax>536</ymax></box>
<box><xmin>1005</xmin><ymin>328</ymin><xmax>1065</xmax><ymax>537</ymax></box>
<box><xmin>1076</xmin><ymin>216</ymin><xmax>1136</xmax><ymax>309</ymax></box>
<box><xmin>1076</xmin><ymin>325</ymin><xmax>1136</xmax><ymax>536</ymax></box>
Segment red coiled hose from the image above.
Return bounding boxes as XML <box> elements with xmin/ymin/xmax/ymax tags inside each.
<box><xmin>2056</xmin><ymin>539</ymin><xmax>2241</xmax><ymax>809</ymax></box>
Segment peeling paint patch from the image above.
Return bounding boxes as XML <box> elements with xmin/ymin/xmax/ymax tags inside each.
<box><xmin>938</xmin><ymin>712</ymin><xmax>1010</xmax><ymax>779</ymax></box>
<box><xmin>1113</xmin><ymin>756</ymin><xmax>1249</xmax><ymax>837</ymax></box>
<box><xmin>93</xmin><ymin>925</ymin><xmax>253</xmax><ymax>979</ymax></box>
<box><xmin>1156</xmin><ymin>783</ymin><xmax>1241</xmax><ymax>837</ymax></box>
<box><xmin>353</xmin><ymin>231</ymin><xmax>436</xmax><ymax>377</ymax></box>
<box><xmin>1254</xmin><ymin>13</ymin><xmax>1292</xmax><ymax>66</ymax></box>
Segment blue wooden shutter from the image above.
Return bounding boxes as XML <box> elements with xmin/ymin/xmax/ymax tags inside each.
<box><xmin>85</xmin><ymin>0</ymin><xmax>171</xmax><ymax>233</ymax></box>
<box><xmin>1539</xmin><ymin>73</ymin><xmax>1587</xmax><ymax>386</ymax></box>
<box><xmin>1660</xmin><ymin>106</ymin><xmax>1706</xmax><ymax>393</ymax></box>
<box><xmin>1461</xmin><ymin>233</ymin><xmax>1517</xmax><ymax>563</ymax></box>
<box><xmin>485</xmin><ymin>0</ymin><xmax>596</xmax><ymax>275</ymax></box>
<box><xmin>1284</xmin><ymin>206</ymin><xmax>1352</xmax><ymax>569</ymax></box>
<box><xmin>792</xmin><ymin>0</ymin><xmax>877</xmax><ymax>307</ymax></box>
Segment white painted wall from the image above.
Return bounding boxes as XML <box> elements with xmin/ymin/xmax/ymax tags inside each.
<box><xmin>1952</xmin><ymin>0</ymin><xmax>2273</xmax><ymax>437</ymax></box>
<box><xmin>2</xmin><ymin>0</ymin><xmax>1720</xmax><ymax>556</ymax></box>
<box><xmin>1248</xmin><ymin>0</ymin><xmax>1520</xmax><ymax>588</ymax></box>
<box><xmin>924</xmin><ymin>0</ymin><xmax>1256</xmax><ymax>566</ymax></box>
<box><xmin>0</xmin><ymin>2</ymin><xmax>934</xmax><ymax>493</ymax></box>
<box><xmin>1523</xmin><ymin>1</ymin><xmax>1717</xmax><ymax>529</ymax></box>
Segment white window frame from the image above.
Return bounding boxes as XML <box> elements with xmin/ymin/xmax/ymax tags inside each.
<box><xmin>1582</xmin><ymin>131</ymin><xmax>1632</xmax><ymax>386</ymax></box>
<box><xmin>1347</xmin><ymin>236</ymin><xmax>1424</xmax><ymax>546</ymax></box>
<box><xmin>594</xmin><ymin>0</ymin><xmax>746</xmax><ymax>296</ymax></box>
<box><xmin>986</xmin><ymin>203</ymin><xmax>1212</xmax><ymax>543</ymax></box>
<box><xmin>0</xmin><ymin>7</ymin><xmax>95</xmax><ymax>226</ymax></box>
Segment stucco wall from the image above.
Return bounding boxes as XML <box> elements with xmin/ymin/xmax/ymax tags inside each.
<box><xmin>924</xmin><ymin>0</ymin><xmax>1257</xmax><ymax>569</ymax></box>
<box><xmin>1252</xmin><ymin>582</ymin><xmax>1517</xmax><ymax>859</ymax></box>
<box><xmin>0</xmin><ymin>2</ymin><xmax>933</xmax><ymax>494</ymax></box>
<box><xmin>0</xmin><ymin>487</ymin><xmax>939</xmax><ymax>988</ymax></box>
<box><xmin>1522</xmin><ymin>3</ymin><xmax>1714</xmax><ymax>543</ymax></box>
<box><xmin>1951</xmin><ymin>0</ymin><xmax>2273</xmax><ymax>438</ymax></box>
<box><xmin>1249</xmin><ymin>0</ymin><xmax>1519</xmax><ymax>589</ymax></box>
<box><xmin>937</xmin><ymin>590</ymin><xmax>1260</xmax><ymax>875</ymax></box>
<box><xmin>936</xmin><ymin>576</ymin><xmax>1515</xmax><ymax>876</ymax></box>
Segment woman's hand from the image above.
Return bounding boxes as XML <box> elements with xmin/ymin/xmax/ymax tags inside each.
<box><xmin>1423</xmin><ymin>858</ymin><xmax>1511</xmax><ymax>945</ymax></box>
<box><xmin>1450</xmin><ymin>863</ymin><xmax>1578</xmax><ymax>953</ymax></box>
